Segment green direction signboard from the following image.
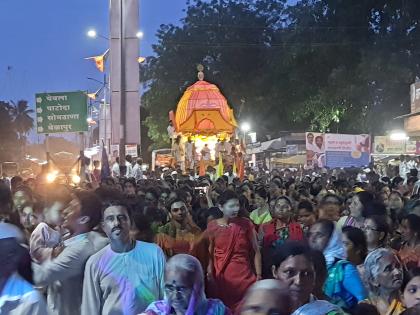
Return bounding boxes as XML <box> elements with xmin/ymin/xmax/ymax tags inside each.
<box><xmin>35</xmin><ymin>91</ymin><xmax>88</xmax><ymax>134</ymax></box>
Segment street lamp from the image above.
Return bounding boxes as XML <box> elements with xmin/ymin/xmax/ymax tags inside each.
<box><xmin>87</xmin><ymin>76</ymin><xmax>110</xmax><ymax>151</ymax></box>
<box><xmin>136</xmin><ymin>31</ymin><xmax>144</xmax><ymax>39</ymax></box>
<box><xmin>86</xmin><ymin>29</ymin><xmax>109</xmax><ymax>40</ymax></box>
<box><xmin>240</xmin><ymin>122</ymin><xmax>251</xmax><ymax>144</ymax></box>
<box><xmin>241</xmin><ymin>122</ymin><xmax>251</xmax><ymax>133</ymax></box>
<box><xmin>87</xmin><ymin>77</ymin><xmax>103</xmax><ymax>85</ymax></box>
<box><xmin>390</xmin><ymin>130</ymin><xmax>409</xmax><ymax>141</ymax></box>
<box><xmin>87</xmin><ymin>29</ymin><xmax>97</xmax><ymax>38</ymax></box>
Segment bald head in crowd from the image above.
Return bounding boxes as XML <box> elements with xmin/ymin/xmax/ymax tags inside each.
<box><xmin>239</xmin><ymin>279</ymin><xmax>292</xmax><ymax>315</ymax></box>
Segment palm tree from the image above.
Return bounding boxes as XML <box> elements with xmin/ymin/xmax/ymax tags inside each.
<box><xmin>11</xmin><ymin>100</ymin><xmax>34</xmax><ymax>138</ymax></box>
<box><xmin>10</xmin><ymin>100</ymin><xmax>34</xmax><ymax>160</ymax></box>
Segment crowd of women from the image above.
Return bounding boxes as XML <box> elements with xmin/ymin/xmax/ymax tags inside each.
<box><xmin>0</xmin><ymin>165</ymin><xmax>420</xmax><ymax>315</ymax></box>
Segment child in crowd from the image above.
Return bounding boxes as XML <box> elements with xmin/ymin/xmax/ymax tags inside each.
<box><xmin>29</xmin><ymin>200</ymin><xmax>64</xmax><ymax>263</ymax></box>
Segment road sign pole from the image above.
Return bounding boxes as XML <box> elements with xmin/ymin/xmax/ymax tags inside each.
<box><xmin>45</xmin><ymin>134</ymin><xmax>50</xmax><ymax>163</ymax></box>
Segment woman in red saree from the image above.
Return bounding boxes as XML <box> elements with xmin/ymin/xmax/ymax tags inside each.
<box><xmin>206</xmin><ymin>190</ymin><xmax>261</xmax><ymax>313</ymax></box>
<box><xmin>258</xmin><ymin>196</ymin><xmax>304</xmax><ymax>278</ymax></box>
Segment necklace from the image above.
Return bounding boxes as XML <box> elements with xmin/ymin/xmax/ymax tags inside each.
<box><xmin>217</xmin><ymin>219</ymin><xmax>231</xmax><ymax>228</ymax></box>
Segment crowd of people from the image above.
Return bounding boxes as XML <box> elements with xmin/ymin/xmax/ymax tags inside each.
<box><xmin>0</xmin><ymin>160</ymin><xmax>420</xmax><ymax>315</ymax></box>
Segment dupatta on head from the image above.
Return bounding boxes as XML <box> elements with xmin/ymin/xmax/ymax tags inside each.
<box><xmin>323</xmin><ymin>225</ymin><xmax>346</xmax><ymax>267</ymax></box>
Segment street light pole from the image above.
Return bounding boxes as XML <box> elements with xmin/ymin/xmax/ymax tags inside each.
<box><xmin>87</xmin><ymin>76</ymin><xmax>110</xmax><ymax>152</ymax></box>
<box><xmin>119</xmin><ymin>0</ymin><xmax>126</xmax><ymax>166</ymax></box>
<box><xmin>103</xmin><ymin>73</ymin><xmax>109</xmax><ymax>153</ymax></box>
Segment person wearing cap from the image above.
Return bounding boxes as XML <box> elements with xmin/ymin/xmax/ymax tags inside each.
<box><xmin>0</xmin><ymin>222</ymin><xmax>48</xmax><ymax>315</ymax></box>
<box><xmin>32</xmin><ymin>191</ymin><xmax>108</xmax><ymax>315</ymax></box>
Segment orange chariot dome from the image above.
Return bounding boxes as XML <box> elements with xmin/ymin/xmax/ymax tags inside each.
<box><xmin>170</xmin><ymin>66</ymin><xmax>237</xmax><ymax>135</ymax></box>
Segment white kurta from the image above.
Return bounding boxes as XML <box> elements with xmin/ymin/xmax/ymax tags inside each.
<box><xmin>32</xmin><ymin>232</ymin><xmax>106</xmax><ymax>315</ymax></box>
<box><xmin>81</xmin><ymin>241</ymin><xmax>166</xmax><ymax>315</ymax></box>
<box><xmin>112</xmin><ymin>162</ymin><xmax>120</xmax><ymax>178</ymax></box>
<box><xmin>0</xmin><ymin>273</ymin><xmax>48</xmax><ymax>315</ymax></box>
<box><xmin>125</xmin><ymin>161</ymin><xmax>133</xmax><ymax>178</ymax></box>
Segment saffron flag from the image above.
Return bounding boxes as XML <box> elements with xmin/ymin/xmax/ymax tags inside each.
<box><xmin>85</xmin><ymin>49</ymin><xmax>109</xmax><ymax>72</ymax></box>
<box><xmin>87</xmin><ymin>93</ymin><xmax>97</xmax><ymax>100</ymax></box>
<box><xmin>87</xmin><ymin>87</ymin><xmax>102</xmax><ymax>100</ymax></box>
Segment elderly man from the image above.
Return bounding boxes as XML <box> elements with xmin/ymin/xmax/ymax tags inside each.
<box><xmin>0</xmin><ymin>223</ymin><xmax>48</xmax><ymax>315</ymax></box>
<box><xmin>82</xmin><ymin>199</ymin><xmax>166</xmax><ymax>315</ymax></box>
<box><xmin>32</xmin><ymin>191</ymin><xmax>107</xmax><ymax>315</ymax></box>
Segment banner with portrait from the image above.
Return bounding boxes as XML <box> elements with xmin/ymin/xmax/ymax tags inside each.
<box><xmin>306</xmin><ymin>132</ymin><xmax>371</xmax><ymax>169</ymax></box>
<box><xmin>305</xmin><ymin>132</ymin><xmax>325</xmax><ymax>168</ymax></box>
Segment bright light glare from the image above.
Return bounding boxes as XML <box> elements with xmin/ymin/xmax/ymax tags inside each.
<box><xmin>87</xmin><ymin>117</ymin><xmax>93</xmax><ymax>124</ymax></box>
<box><xmin>136</xmin><ymin>31</ymin><xmax>144</xmax><ymax>39</ymax></box>
<box><xmin>87</xmin><ymin>29</ymin><xmax>97</xmax><ymax>38</ymax></box>
<box><xmin>46</xmin><ymin>173</ymin><xmax>56</xmax><ymax>183</ymax></box>
<box><xmin>72</xmin><ymin>174</ymin><xmax>81</xmax><ymax>185</ymax></box>
<box><xmin>241</xmin><ymin>122</ymin><xmax>251</xmax><ymax>132</ymax></box>
<box><xmin>390</xmin><ymin>131</ymin><xmax>408</xmax><ymax>141</ymax></box>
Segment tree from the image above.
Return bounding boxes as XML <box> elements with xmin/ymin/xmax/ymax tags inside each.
<box><xmin>0</xmin><ymin>101</ymin><xmax>19</xmax><ymax>162</ymax></box>
<box><xmin>141</xmin><ymin>0</ymin><xmax>286</xmax><ymax>148</ymax></box>
<box><xmin>141</xmin><ymin>0</ymin><xmax>420</xmax><ymax>148</ymax></box>
<box><xmin>10</xmin><ymin>100</ymin><xmax>34</xmax><ymax>161</ymax></box>
<box><xmin>11</xmin><ymin>100</ymin><xmax>34</xmax><ymax>142</ymax></box>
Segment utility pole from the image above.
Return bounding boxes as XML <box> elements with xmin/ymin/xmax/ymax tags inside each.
<box><xmin>109</xmin><ymin>0</ymin><xmax>141</xmax><ymax>166</ymax></box>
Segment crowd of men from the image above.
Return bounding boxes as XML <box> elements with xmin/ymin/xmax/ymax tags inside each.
<box><xmin>0</xmin><ymin>157</ymin><xmax>420</xmax><ymax>315</ymax></box>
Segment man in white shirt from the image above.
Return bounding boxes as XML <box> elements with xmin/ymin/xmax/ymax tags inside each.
<box><xmin>185</xmin><ymin>137</ymin><xmax>195</xmax><ymax>170</ymax></box>
<box><xmin>167</xmin><ymin>121</ymin><xmax>176</xmax><ymax>144</ymax></box>
<box><xmin>224</xmin><ymin>140</ymin><xmax>232</xmax><ymax>156</ymax></box>
<box><xmin>0</xmin><ymin>223</ymin><xmax>48</xmax><ymax>315</ymax></box>
<box><xmin>111</xmin><ymin>157</ymin><xmax>120</xmax><ymax>178</ymax></box>
<box><xmin>399</xmin><ymin>155</ymin><xmax>409</xmax><ymax>179</ymax></box>
<box><xmin>125</xmin><ymin>155</ymin><xmax>134</xmax><ymax>178</ymax></box>
<box><xmin>82</xmin><ymin>199</ymin><xmax>166</xmax><ymax>315</ymax></box>
<box><xmin>32</xmin><ymin>191</ymin><xmax>107</xmax><ymax>315</ymax></box>
<box><xmin>132</xmin><ymin>158</ymin><xmax>144</xmax><ymax>182</ymax></box>
<box><xmin>201</xmin><ymin>144</ymin><xmax>211</xmax><ymax>161</ymax></box>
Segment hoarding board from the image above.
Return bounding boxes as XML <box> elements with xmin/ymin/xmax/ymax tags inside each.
<box><xmin>324</xmin><ymin>134</ymin><xmax>371</xmax><ymax>168</ymax></box>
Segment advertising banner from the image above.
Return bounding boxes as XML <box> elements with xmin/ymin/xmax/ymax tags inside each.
<box><xmin>125</xmin><ymin>144</ymin><xmax>138</xmax><ymax>158</ymax></box>
<box><xmin>305</xmin><ymin>132</ymin><xmax>325</xmax><ymax>168</ymax></box>
<box><xmin>35</xmin><ymin>91</ymin><xmax>88</xmax><ymax>134</ymax></box>
<box><xmin>406</xmin><ymin>140</ymin><xmax>417</xmax><ymax>155</ymax></box>
<box><xmin>324</xmin><ymin>134</ymin><xmax>371</xmax><ymax>168</ymax></box>
<box><xmin>374</xmin><ymin>136</ymin><xmax>406</xmax><ymax>155</ymax></box>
